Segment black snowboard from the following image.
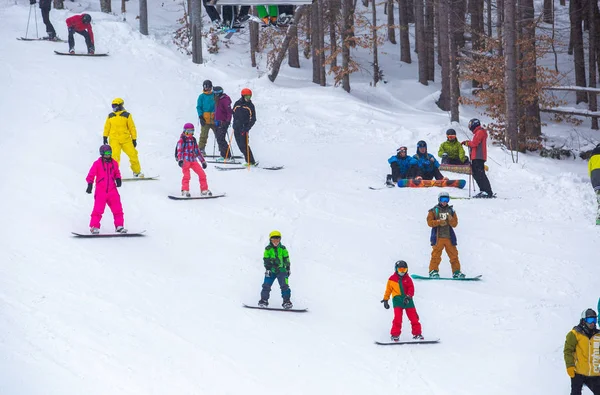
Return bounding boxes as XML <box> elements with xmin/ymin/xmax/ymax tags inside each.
<box><xmin>54</xmin><ymin>50</ymin><xmax>109</xmax><ymax>57</ymax></box>
<box><xmin>168</xmin><ymin>194</ymin><xmax>226</xmax><ymax>200</ymax></box>
<box><xmin>375</xmin><ymin>338</ymin><xmax>440</xmax><ymax>345</ymax></box>
<box><xmin>71</xmin><ymin>230</ymin><xmax>146</xmax><ymax>238</ymax></box>
<box><xmin>242</xmin><ymin>303</ymin><xmax>307</xmax><ymax>312</ymax></box>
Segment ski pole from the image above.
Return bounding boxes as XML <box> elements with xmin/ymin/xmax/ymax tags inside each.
<box><xmin>34</xmin><ymin>3</ymin><xmax>39</xmax><ymax>38</ymax></box>
<box><xmin>25</xmin><ymin>4</ymin><xmax>34</xmax><ymax>38</ymax></box>
<box><xmin>246</xmin><ymin>132</ymin><xmax>250</xmax><ymax>171</ymax></box>
<box><xmin>224</xmin><ymin>128</ymin><xmax>236</xmax><ymax>161</ymax></box>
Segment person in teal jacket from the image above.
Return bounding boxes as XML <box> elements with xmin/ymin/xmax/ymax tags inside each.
<box><xmin>258</xmin><ymin>230</ymin><xmax>292</xmax><ymax>309</ymax></box>
<box><xmin>196</xmin><ymin>79</ymin><xmax>217</xmax><ymax>155</ymax></box>
<box><xmin>438</xmin><ymin>129</ymin><xmax>469</xmax><ymax>165</ymax></box>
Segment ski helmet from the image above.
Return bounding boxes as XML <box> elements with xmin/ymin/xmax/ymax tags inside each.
<box><xmin>203</xmin><ymin>80</ymin><xmax>213</xmax><ymax>91</ymax></box>
<box><xmin>213</xmin><ymin>86</ymin><xmax>224</xmax><ymax>95</ymax></box>
<box><xmin>582</xmin><ymin>309</ymin><xmax>598</xmax><ymax>320</ymax></box>
<box><xmin>446</xmin><ymin>129</ymin><xmax>457</xmax><ymax>136</ymax></box>
<box><xmin>183</xmin><ymin>123</ymin><xmax>195</xmax><ymax>132</ymax></box>
<box><xmin>82</xmin><ymin>14</ymin><xmax>92</xmax><ymax>24</ymax></box>
<box><xmin>417</xmin><ymin>140</ymin><xmax>427</xmax><ymax>150</ymax></box>
<box><xmin>269</xmin><ymin>230</ymin><xmax>281</xmax><ymax>239</ymax></box>
<box><xmin>112</xmin><ymin>98</ymin><xmax>124</xmax><ymax>106</ymax></box>
<box><xmin>438</xmin><ymin>191</ymin><xmax>450</xmax><ymax>203</ymax></box>
<box><xmin>468</xmin><ymin>118</ymin><xmax>481</xmax><ymax>131</ymax></box>
<box><xmin>99</xmin><ymin>144</ymin><xmax>112</xmax><ymax>156</ymax></box>
<box><xmin>394</xmin><ymin>260</ymin><xmax>408</xmax><ymax>270</ymax></box>
<box><xmin>241</xmin><ymin>88</ymin><xmax>252</xmax><ymax>96</ymax></box>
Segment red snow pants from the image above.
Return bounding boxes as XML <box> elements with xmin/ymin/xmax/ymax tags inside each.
<box><xmin>391</xmin><ymin>307</ymin><xmax>422</xmax><ymax>337</ymax></box>
<box><xmin>181</xmin><ymin>160</ymin><xmax>208</xmax><ymax>192</ymax></box>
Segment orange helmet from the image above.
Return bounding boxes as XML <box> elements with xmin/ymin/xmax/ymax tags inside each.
<box><xmin>241</xmin><ymin>88</ymin><xmax>252</xmax><ymax>96</ymax></box>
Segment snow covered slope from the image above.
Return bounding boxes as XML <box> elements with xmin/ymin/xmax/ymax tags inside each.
<box><xmin>0</xmin><ymin>2</ymin><xmax>598</xmax><ymax>394</ymax></box>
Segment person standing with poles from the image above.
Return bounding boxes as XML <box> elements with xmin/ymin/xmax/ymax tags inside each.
<box><xmin>232</xmin><ymin>88</ymin><xmax>257</xmax><ymax>167</ymax></box>
<box><xmin>29</xmin><ymin>0</ymin><xmax>57</xmax><ymax>40</ymax></box>
<box><xmin>212</xmin><ymin>86</ymin><xmax>234</xmax><ymax>162</ymax></box>
<box><xmin>462</xmin><ymin>118</ymin><xmax>495</xmax><ymax>198</ymax></box>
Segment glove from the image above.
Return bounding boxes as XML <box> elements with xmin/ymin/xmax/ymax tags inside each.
<box><xmin>461</xmin><ymin>140</ymin><xmax>470</xmax><ymax>146</ymax></box>
<box><xmin>201</xmin><ymin>161</ymin><xmax>207</xmax><ymax>169</ymax></box>
<box><xmin>439</xmin><ymin>219</ymin><xmax>448</xmax><ymax>226</ymax></box>
<box><xmin>68</xmin><ymin>27</ymin><xmax>75</xmax><ymax>34</ymax></box>
<box><xmin>30</xmin><ymin>0</ymin><xmax>36</xmax><ymax>4</ymax></box>
<box><xmin>429</xmin><ymin>157</ymin><xmax>436</xmax><ymax>163</ymax></box>
<box><xmin>178</xmin><ymin>160</ymin><xmax>183</xmax><ymax>168</ymax></box>
<box><xmin>199</xmin><ymin>117</ymin><xmax>206</xmax><ymax>127</ymax></box>
<box><xmin>86</xmin><ymin>183</ymin><xmax>93</xmax><ymax>194</ymax></box>
<box><xmin>567</xmin><ymin>367</ymin><xmax>576</xmax><ymax>378</ymax></box>
<box><xmin>103</xmin><ymin>136</ymin><xmax>108</xmax><ymax>145</ymax></box>
<box><xmin>115</xmin><ymin>178</ymin><xmax>122</xmax><ymax>187</ymax></box>
<box><xmin>403</xmin><ymin>296</ymin><xmax>411</xmax><ymax>305</ymax></box>
<box><xmin>215</xmin><ymin>120</ymin><xmax>221</xmax><ymax>127</ymax></box>
<box><xmin>381</xmin><ymin>299</ymin><xmax>390</xmax><ymax>309</ymax></box>
<box><xmin>286</xmin><ymin>268</ymin><xmax>291</xmax><ymax>277</ymax></box>
<box><xmin>265</xmin><ymin>269</ymin><xmax>272</xmax><ymax>277</ymax></box>
<box><xmin>132</xmin><ymin>139</ymin><xmax>137</xmax><ymax>148</ymax></box>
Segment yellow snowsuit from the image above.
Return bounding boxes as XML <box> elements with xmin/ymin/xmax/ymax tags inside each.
<box><xmin>103</xmin><ymin>110</ymin><xmax>141</xmax><ymax>174</ymax></box>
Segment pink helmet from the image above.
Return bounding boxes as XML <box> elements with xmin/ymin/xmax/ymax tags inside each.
<box><xmin>183</xmin><ymin>123</ymin><xmax>195</xmax><ymax>130</ymax></box>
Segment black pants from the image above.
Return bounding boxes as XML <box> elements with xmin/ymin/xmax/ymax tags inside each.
<box><xmin>202</xmin><ymin>0</ymin><xmax>221</xmax><ymax>22</ymax></box>
<box><xmin>471</xmin><ymin>159</ymin><xmax>492</xmax><ymax>194</ymax></box>
<box><xmin>390</xmin><ymin>163</ymin><xmax>416</xmax><ymax>182</ymax></box>
<box><xmin>214</xmin><ymin>123</ymin><xmax>232</xmax><ymax>158</ymax></box>
<box><xmin>571</xmin><ymin>374</ymin><xmax>600</xmax><ymax>395</ymax></box>
<box><xmin>68</xmin><ymin>28</ymin><xmax>93</xmax><ymax>50</ymax></box>
<box><xmin>234</xmin><ymin>129</ymin><xmax>255</xmax><ymax>164</ymax></box>
<box><xmin>279</xmin><ymin>5</ymin><xmax>294</xmax><ymax>15</ymax></box>
<box><xmin>420</xmin><ymin>168</ymin><xmax>444</xmax><ymax>180</ymax></box>
<box><xmin>40</xmin><ymin>7</ymin><xmax>55</xmax><ymax>36</ymax></box>
<box><xmin>441</xmin><ymin>157</ymin><xmax>469</xmax><ymax>165</ymax></box>
<box><xmin>222</xmin><ymin>6</ymin><xmax>250</xmax><ymax>22</ymax></box>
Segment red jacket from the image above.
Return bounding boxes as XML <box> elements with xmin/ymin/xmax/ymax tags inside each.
<box><xmin>466</xmin><ymin>125</ymin><xmax>488</xmax><ymax>161</ymax></box>
<box><xmin>66</xmin><ymin>15</ymin><xmax>94</xmax><ymax>44</ymax></box>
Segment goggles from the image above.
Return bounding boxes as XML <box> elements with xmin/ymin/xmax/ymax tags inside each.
<box><xmin>585</xmin><ymin>317</ymin><xmax>598</xmax><ymax>324</ymax></box>
<box><xmin>447</xmin><ymin>135</ymin><xmax>457</xmax><ymax>140</ymax></box>
<box><xmin>397</xmin><ymin>147</ymin><xmax>408</xmax><ymax>153</ymax></box>
<box><xmin>102</xmin><ymin>151</ymin><xmax>112</xmax><ymax>156</ymax></box>
<box><xmin>184</xmin><ymin>129</ymin><xmax>195</xmax><ymax>134</ymax></box>
<box><xmin>396</xmin><ymin>267</ymin><xmax>408</xmax><ymax>273</ymax></box>
<box><xmin>243</xmin><ymin>95</ymin><xmax>252</xmax><ymax>100</ymax></box>
<box><xmin>439</xmin><ymin>196</ymin><xmax>450</xmax><ymax>203</ymax></box>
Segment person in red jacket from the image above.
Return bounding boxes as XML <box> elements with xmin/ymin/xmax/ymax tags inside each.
<box><xmin>66</xmin><ymin>13</ymin><xmax>94</xmax><ymax>54</ymax></box>
<box><xmin>381</xmin><ymin>260</ymin><xmax>423</xmax><ymax>341</ymax></box>
<box><xmin>462</xmin><ymin>118</ymin><xmax>495</xmax><ymax>198</ymax></box>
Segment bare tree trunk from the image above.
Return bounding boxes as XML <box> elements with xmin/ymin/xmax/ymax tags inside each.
<box><xmin>520</xmin><ymin>0</ymin><xmax>542</xmax><ymax>138</ymax></box>
<box><xmin>121</xmin><ymin>0</ymin><xmax>127</xmax><ymax>21</ymax></box>
<box><xmin>269</xmin><ymin>6</ymin><xmax>308</xmax><ymax>82</ymax></box>
<box><xmin>387</xmin><ymin>1</ymin><xmax>396</xmax><ymax>44</ymax></box>
<box><xmin>288</xmin><ymin>32</ymin><xmax>300</xmax><ymax>68</ymax></box>
<box><xmin>470</xmin><ymin>0</ymin><xmax>483</xmax><ymax>88</ymax></box>
<box><xmin>486</xmin><ymin>0</ymin><xmax>492</xmax><ymax>36</ymax></box>
<box><xmin>100</xmin><ymin>0</ymin><xmax>111</xmax><ymax>13</ymax></box>
<box><xmin>191</xmin><ymin>0</ymin><xmax>203</xmax><ymax>64</ymax></box>
<box><xmin>504</xmin><ymin>0</ymin><xmax>519</xmax><ymax>153</ymax></box>
<box><xmin>543</xmin><ymin>0</ymin><xmax>553</xmax><ymax>23</ymax></box>
<box><xmin>497</xmin><ymin>0</ymin><xmax>504</xmax><ymax>56</ymax></box>
<box><xmin>454</xmin><ymin>0</ymin><xmax>466</xmax><ymax>48</ymax></box>
<box><xmin>341</xmin><ymin>0</ymin><xmax>352</xmax><ymax>92</ymax></box>
<box><xmin>589</xmin><ymin>0</ymin><xmax>599</xmax><ymax>129</ymax></box>
<box><xmin>304</xmin><ymin>8</ymin><xmax>311</xmax><ymax>59</ymax></box>
<box><xmin>398</xmin><ymin>0</ymin><xmax>411</xmax><ymax>62</ymax></box>
<box><xmin>139</xmin><ymin>0</ymin><xmax>148</xmax><ymax>35</ymax></box>
<box><xmin>250</xmin><ymin>7</ymin><xmax>259</xmax><ymax>66</ymax></box>
<box><xmin>311</xmin><ymin>1</ymin><xmax>322</xmax><ymax>84</ymax></box>
<box><xmin>450</xmin><ymin>0</ymin><xmax>460</xmax><ymax>121</ymax></box>
<box><xmin>407</xmin><ymin>0</ymin><xmax>415</xmax><ymax>22</ymax></box>
<box><xmin>437</xmin><ymin>0</ymin><xmax>451</xmax><ymax>110</ymax></box>
<box><xmin>318</xmin><ymin>0</ymin><xmax>326</xmax><ymax>84</ymax></box>
<box><xmin>372</xmin><ymin>0</ymin><xmax>380</xmax><ymax>85</ymax></box>
<box><xmin>571</xmin><ymin>0</ymin><xmax>588</xmax><ymax>102</ymax></box>
<box><xmin>53</xmin><ymin>0</ymin><xmax>64</xmax><ymax>9</ymax></box>
<box><xmin>415</xmin><ymin>0</ymin><xmax>428</xmax><ymax>84</ymax></box>
<box><xmin>425</xmin><ymin>0</ymin><xmax>435</xmax><ymax>80</ymax></box>
<box><xmin>329</xmin><ymin>0</ymin><xmax>339</xmax><ymax>68</ymax></box>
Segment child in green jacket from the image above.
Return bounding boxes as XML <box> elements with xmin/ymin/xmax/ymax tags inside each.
<box><xmin>258</xmin><ymin>230</ymin><xmax>292</xmax><ymax>309</ymax></box>
<box><xmin>438</xmin><ymin>129</ymin><xmax>469</xmax><ymax>165</ymax></box>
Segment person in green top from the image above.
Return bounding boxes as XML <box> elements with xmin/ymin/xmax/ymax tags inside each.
<box><xmin>258</xmin><ymin>230</ymin><xmax>292</xmax><ymax>309</ymax></box>
<box><xmin>438</xmin><ymin>129</ymin><xmax>469</xmax><ymax>165</ymax></box>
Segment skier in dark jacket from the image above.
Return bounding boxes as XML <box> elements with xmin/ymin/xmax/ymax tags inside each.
<box><xmin>232</xmin><ymin>88</ymin><xmax>257</xmax><ymax>166</ymax></box>
<box><xmin>386</xmin><ymin>146</ymin><xmax>417</xmax><ymax>186</ymax></box>
<box><xmin>413</xmin><ymin>140</ymin><xmax>445</xmax><ymax>180</ymax></box>
<box><xmin>31</xmin><ymin>0</ymin><xmax>56</xmax><ymax>40</ymax></box>
<box><xmin>212</xmin><ymin>86</ymin><xmax>234</xmax><ymax>161</ymax></box>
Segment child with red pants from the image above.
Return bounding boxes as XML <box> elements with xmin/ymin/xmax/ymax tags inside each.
<box><xmin>86</xmin><ymin>144</ymin><xmax>126</xmax><ymax>234</ymax></box>
<box><xmin>175</xmin><ymin>123</ymin><xmax>211</xmax><ymax>197</ymax></box>
<box><xmin>381</xmin><ymin>260</ymin><xmax>423</xmax><ymax>341</ymax></box>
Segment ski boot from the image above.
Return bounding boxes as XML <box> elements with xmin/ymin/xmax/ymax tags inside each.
<box><xmin>115</xmin><ymin>226</ymin><xmax>128</xmax><ymax>234</ymax></box>
<box><xmin>200</xmin><ymin>148</ymin><xmax>207</xmax><ymax>156</ymax></box>
<box><xmin>182</xmin><ymin>190</ymin><xmax>191</xmax><ymax>198</ymax></box>
<box><xmin>258</xmin><ymin>299</ymin><xmax>268</xmax><ymax>307</ymax></box>
<box><xmin>69</xmin><ymin>47</ymin><xmax>75</xmax><ymax>54</ymax></box>
<box><xmin>87</xmin><ymin>45</ymin><xmax>95</xmax><ymax>54</ymax></box>
<box><xmin>243</xmin><ymin>162</ymin><xmax>259</xmax><ymax>168</ymax></box>
<box><xmin>452</xmin><ymin>270</ymin><xmax>466</xmax><ymax>279</ymax></box>
<box><xmin>413</xmin><ymin>334</ymin><xmax>424</xmax><ymax>340</ymax></box>
<box><xmin>428</xmin><ymin>270</ymin><xmax>440</xmax><ymax>279</ymax></box>
<box><xmin>282</xmin><ymin>299</ymin><xmax>293</xmax><ymax>309</ymax></box>
<box><xmin>385</xmin><ymin>174</ymin><xmax>395</xmax><ymax>187</ymax></box>
<box><xmin>90</xmin><ymin>227</ymin><xmax>100</xmax><ymax>234</ymax></box>
<box><xmin>237</xmin><ymin>14</ymin><xmax>250</xmax><ymax>23</ymax></box>
<box><xmin>133</xmin><ymin>172</ymin><xmax>145</xmax><ymax>178</ymax></box>
<box><xmin>201</xmin><ymin>189</ymin><xmax>213</xmax><ymax>197</ymax></box>
<box><xmin>390</xmin><ymin>335</ymin><xmax>400</xmax><ymax>342</ymax></box>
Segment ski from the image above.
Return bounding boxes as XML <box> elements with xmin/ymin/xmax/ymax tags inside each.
<box><xmin>203</xmin><ymin>154</ymin><xmax>243</xmax><ymax>159</ymax></box>
<box><xmin>168</xmin><ymin>194</ymin><xmax>226</xmax><ymax>200</ymax></box>
<box><xmin>54</xmin><ymin>50</ymin><xmax>109</xmax><ymax>57</ymax></box>
<box><xmin>71</xmin><ymin>230</ymin><xmax>146</xmax><ymax>238</ymax></box>
<box><xmin>122</xmin><ymin>176</ymin><xmax>159</xmax><ymax>182</ymax></box>
<box><xmin>411</xmin><ymin>274</ymin><xmax>482</xmax><ymax>281</ymax></box>
<box><xmin>18</xmin><ymin>37</ymin><xmax>67</xmax><ymax>43</ymax></box>
<box><xmin>369</xmin><ymin>184</ymin><xmax>395</xmax><ymax>190</ymax></box>
<box><xmin>204</xmin><ymin>160</ymin><xmax>243</xmax><ymax>165</ymax></box>
<box><xmin>215</xmin><ymin>165</ymin><xmax>284</xmax><ymax>171</ymax></box>
<box><xmin>375</xmin><ymin>338</ymin><xmax>440</xmax><ymax>345</ymax></box>
<box><xmin>242</xmin><ymin>303</ymin><xmax>307</xmax><ymax>312</ymax></box>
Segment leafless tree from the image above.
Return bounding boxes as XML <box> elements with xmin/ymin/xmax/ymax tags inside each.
<box><xmin>543</xmin><ymin>0</ymin><xmax>553</xmax><ymax>23</ymax></box>
<box><xmin>387</xmin><ymin>1</ymin><xmax>396</xmax><ymax>44</ymax></box>
<box><xmin>425</xmin><ymin>0</ymin><xmax>435</xmax><ymax>80</ymax></box>
<box><xmin>398</xmin><ymin>0</ymin><xmax>411</xmax><ymax>63</ymax></box>
<box><xmin>414</xmin><ymin>0</ymin><xmax>428</xmax><ymax>84</ymax></box>
<box><xmin>268</xmin><ymin>6</ymin><xmax>308</xmax><ymax>82</ymax></box>
<box><xmin>372</xmin><ymin>0</ymin><xmax>381</xmax><ymax>85</ymax></box>
<box><xmin>437</xmin><ymin>0</ymin><xmax>451</xmax><ymax>110</ymax></box>
<box><xmin>570</xmin><ymin>0</ymin><xmax>588</xmax><ymax>103</ymax></box>
<box><xmin>341</xmin><ymin>0</ymin><xmax>352</xmax><ymax>91</ymax></box>
<box><xmin>100</xmin><ymin>0</ymin><xmax>111</xmax><ymax>13</ymax></box>
<box><xmin>140</xmin><ymin>0</ymin><xmax>148</xmax><ymax>35</ymax></box>
<box><xmin>588</xmin><ymin>0</ymin><xmax>599</xmax><ymax>128</ymax></box>
<box><xmin>191</xmin><ymin>0</ymin><xmax>203</xmax><ymax>64</ymax></box>
<box><xmin>520</xmin><ymin>0</ymin><xmax>541</xmax><ymax>137</ymax></box>
<box><xmin>504</xmin><ymin>0</ymin><xmax>519</xmax><ymax>153</ymax></box>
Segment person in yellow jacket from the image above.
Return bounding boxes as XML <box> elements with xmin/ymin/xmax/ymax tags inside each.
<box><xmin>589</xmin><ymin>144</ymin><xmax>600</xmax><ymax>225</ymax></box>
<box><xmin>103</xmin><ymin>98</ymin><xmax>144</xmax><ymax>177</ymax></box>
<box><xmin>563</xmin><ymin>308</ymin><xmax>600</xmax><ymax>395</ymax></box>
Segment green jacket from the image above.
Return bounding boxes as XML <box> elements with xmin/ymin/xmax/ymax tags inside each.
<box><xmin>263</xmin><ymin>243</ymin><xmax>290</xmax><ymax>274</ymax></box>
<box><xmin>438</xmin><ymin>140</ymin><xmax>467</xmax><ymax>163</ymax></box>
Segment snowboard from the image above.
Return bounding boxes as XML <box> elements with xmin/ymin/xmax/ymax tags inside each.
<box><xmin>215</xmin><ymin>165</ymin><xmax>284</xmax><ymax>171</ymax></box>
<box><xmin>397</xmin><ymin>178</ymin><xmax>466</xmax><ymax>189</ymax></box>
<box><xmin>375</xmin><ymin>338</ymin><xmax>440</xmax><ymax>345</ymax></box>
<box><xmin>242</xmin><ymin>303</ymin><xmax>307</xmax><ymax>312</ymax></box>
<box><xmin>54</xmin><ymin>50</ymin><xmax>109</xmax><ymax>57</ymax></box>
<box><xmin>122</xmin><ymin>176</ymin><xmax>159</xmax><ymax>182</ymax></box>
<box><xmin>411</xmin><ymin>274</ymin><xmax>482</xmax><ymax>281</ymax></box>
<box><xmin>439</xmin><ymin>164</ymin><xmax>488</xmax><ymax>174</ymax></box>
<box><xmin>71</xmin><ymin>230</ymin><xmax>146</xmax><ymax>238</ymax></box>
<box><xmin>18</xmin><ymin>37</ymin><xmax>67</xmax><ymax>43</ymax></box>
<box><xmin>168</xmin><ymin>193</ymin><xmax>226</xmax><ymax>200</ymax></box>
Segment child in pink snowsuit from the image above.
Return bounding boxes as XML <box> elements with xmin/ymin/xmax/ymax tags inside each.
<box><xmin>175</xmin><ymin>123</ymin><xmax>211</xmax><ymax>197</ymax></box>
<box><xmin>86</xmin><ymin>144</ymin><xmax>126</xmax><ymax>234</ymax></box>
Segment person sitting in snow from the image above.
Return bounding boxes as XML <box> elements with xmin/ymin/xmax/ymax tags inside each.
<box><xmin>258</xmin><ymin>231</ymin><xmax>292</xmax><ymax>309</ymax></box>
<box><xmin>413</xmin><ymin>140</ymin><xmax>446</xmax><ymax>180</ymax></box>
<box><xmin>65</xmin><ymin>13</ymin><xmax>94</xmax><ymax>54</ymax></box>
<box><xmin>588</xmin><ymin>143</ymin><xmax>600</xmax><ymax>225</ymax></box>
<box><xmin>427</xmin><ymin>192</ymin><xmax>465</xmax><ymax>279</ymax></box>
<box><xmin>438</xmin><ymin>129</ymin><xmax>469</xmax><ymax>165</ymax></box>
<box><xmin>386</xmin><ymin>146</ymin><xmax>417</xmax><ymax>186</ymax></box>
<box><xmin>381</xmin><ymin>260</ymin><xmax>423</xmax><ymax>342</ymax></box>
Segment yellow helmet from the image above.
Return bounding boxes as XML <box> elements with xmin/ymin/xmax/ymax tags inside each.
<box><xmin>112</xmin><ymin>97</ymin><xmax>124</xmax><ymax>106</ymax></box>
<box><xmin>269</xmin><ymin>230</ymin><xmax>281</xmax><ymax>239</ymax></box>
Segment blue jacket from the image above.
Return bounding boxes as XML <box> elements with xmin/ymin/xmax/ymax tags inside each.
<box><xmin>413</xmin><ymin>150</ymin><xmax>440</xmax><ymax>173</ymax></box>
<box><xmin>388</xmin><ymin>155</ymin><xmax>417</xmax><ymax>174</ymax></box>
